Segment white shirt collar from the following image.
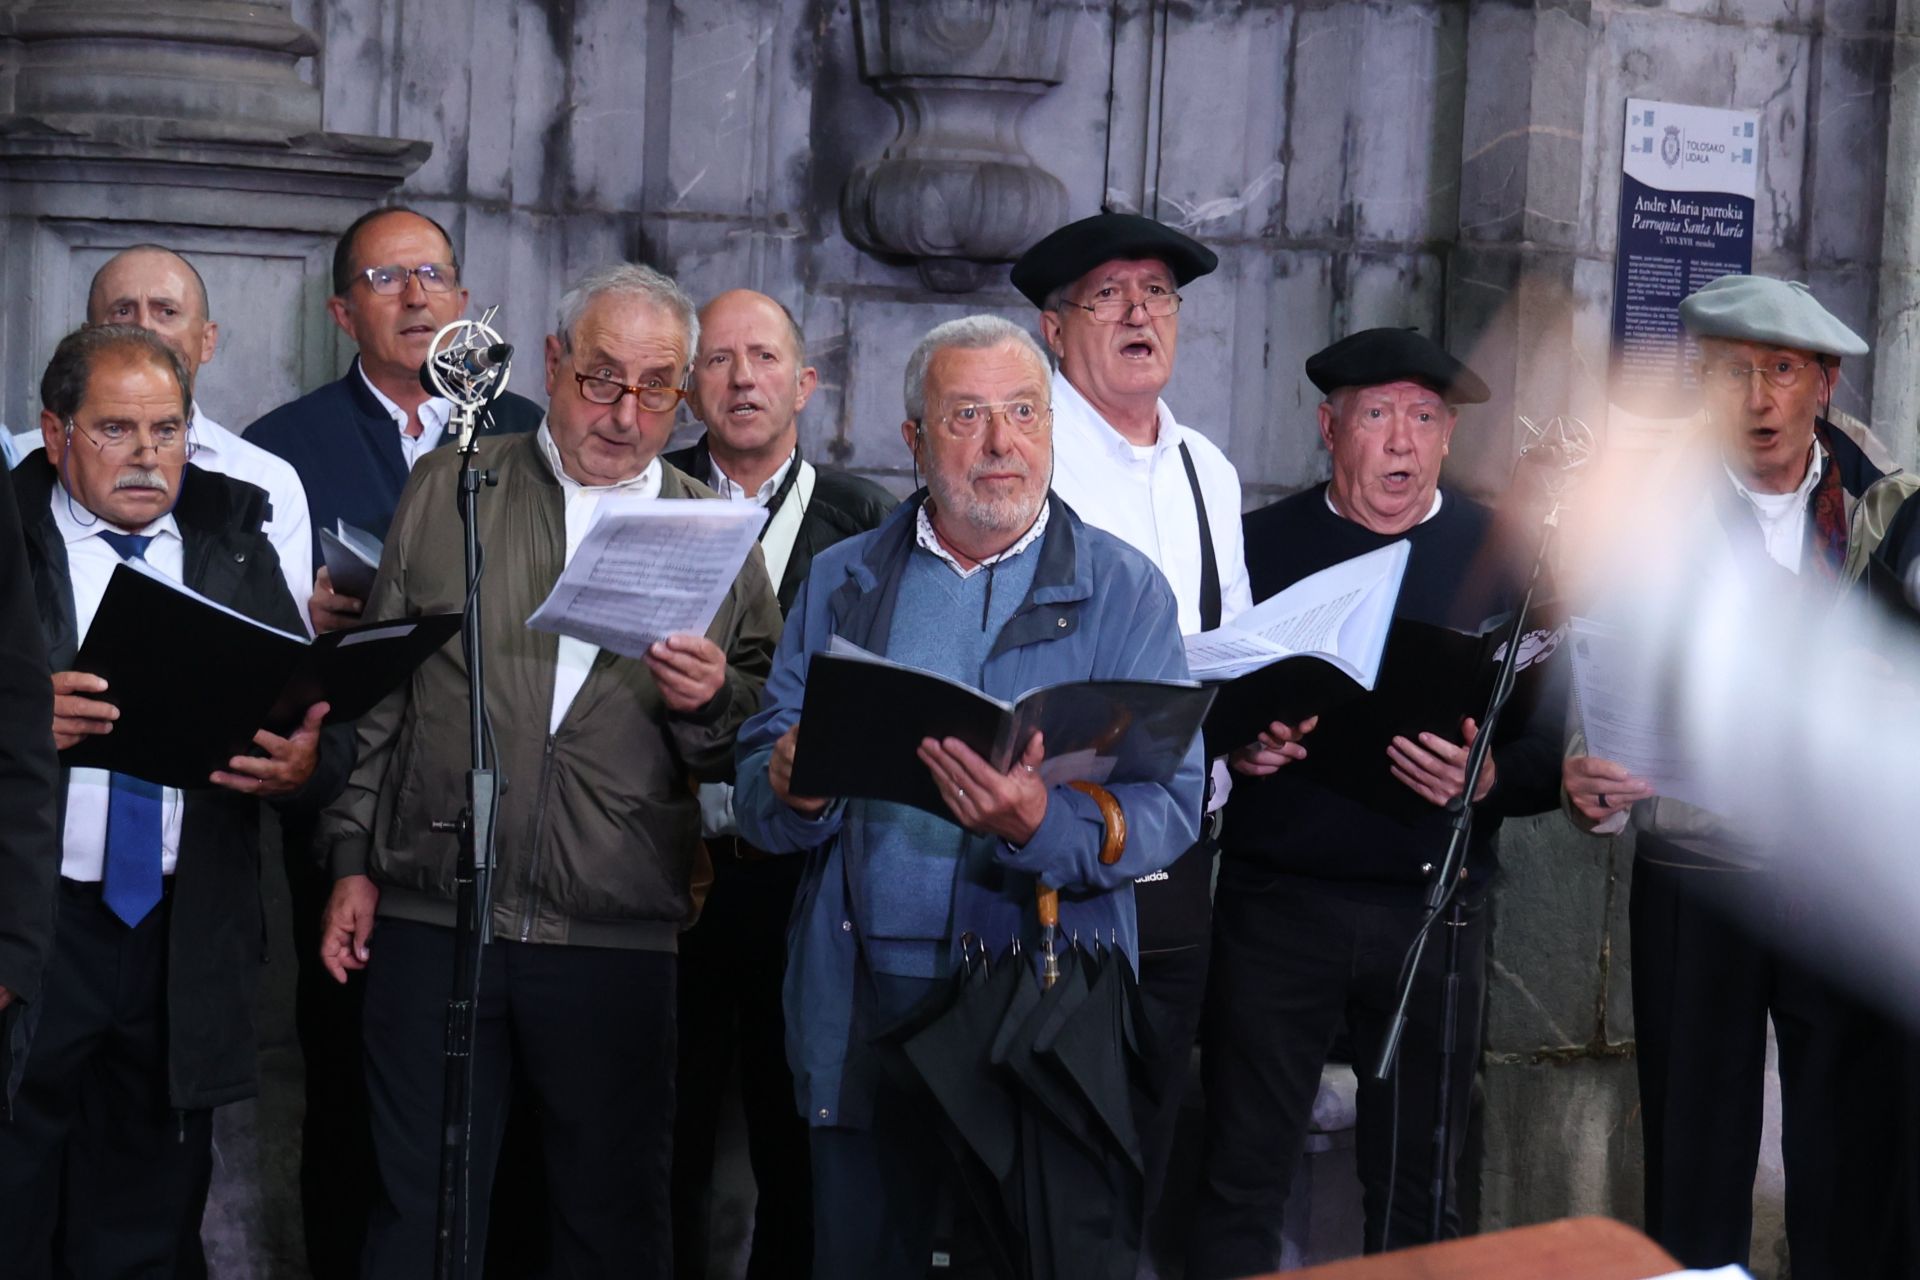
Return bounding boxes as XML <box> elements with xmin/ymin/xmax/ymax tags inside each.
<box><xmin>1050</xmin><ymin>370</ymin><xmax>1182</xmax><ymax>461</ymax></box>
<box><xmin>1325</xmin><ymin>485</ymin><xmax>1444</xmax><ymax>524</ymax></box>
<box><xmin>50</xmin><ymin>480</ymin><xmax>182</xmax><ymax>547</ymax></box>
<box><xmin>536</xmin><ymin>421</ymin><xmax>661</xmax><ymax>499</ymax></box>
<box><xmin>1724</xmin><ymin>440</ymin><xmax>1825</xmax><ymax>509</ymax></box>
<box><xmin>710</xmin><ymin>446</ymin><xmax>797</xmax><ymax>506</ymax></box>
<box><xmin>358</xmin><ymin>360</ymin><xmax>453</xmax><ymax>441</ymax></box>
<box><xmin>914</xmin><ymin>500</ymin><xmax>1050</xmax><ymax>579</ymax></box>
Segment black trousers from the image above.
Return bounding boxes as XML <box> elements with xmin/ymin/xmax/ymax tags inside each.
<box><xmin>809</xmin><ymin>972</ymin><xmax>948</xmax><ymax>1278</ymax></box>
<box><xmin>1135</xmin><ymin>936</ymin><xmax>1209</xmax><ymax>1262</ymax></box>
<box><xmin>0</xmin><ymin>880</ymin><xmax>214</xmax><ymax>1279</ymax></box>
<box><xmin>359</xmin><ymin>918</ymin><xmax>677</xmax><ymax>1280</ymax></box>
<box><xmin>1188</xmin><ymin>871</ymin><xmax>1488</xmax><ymax>1280</ymax></box>
<box><xmin>1631</xmin><ymin>849</ymin><xmax>1900</xmax><ymax>1278</ymax></box>
<box><xmin>671</xmin><ymin>854</ymin><xmax>812</xmax><ymax>1280</ymax></box>
<box><xmin>281</xmin><ymin>819</ymin><xmax>376</xmax><ymax>1280</ymax></box>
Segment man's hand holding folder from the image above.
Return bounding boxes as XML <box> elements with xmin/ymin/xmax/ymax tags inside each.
<box><xmin>53</xmin><ymin>663</ymin><xmax>327</xmax><ymax>796</ymax></box>
<box><xmin>770</xmin><ymin>717</ymin><xmax>1052</xmax><ymax>846</ymax></box>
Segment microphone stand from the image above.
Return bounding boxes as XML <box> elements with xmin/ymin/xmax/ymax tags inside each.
<box><xmin>1371</xmin><ymin>456</ymin><xmax>1572</xmax><ymax>1247</ymax></box>
<box><xmin>425</xmin><ymin>318</ymin><xmax>510</xmax><ymax>1280</ymax></box>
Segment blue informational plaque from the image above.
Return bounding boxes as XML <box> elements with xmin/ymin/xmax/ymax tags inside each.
<box><xmin>1611</xmin><ymin>98</ymin><xmax>1760</xmax><ymax>415</ymax></box>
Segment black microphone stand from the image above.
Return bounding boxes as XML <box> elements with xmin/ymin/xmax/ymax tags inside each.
<box><xmin>426</xmin><ymin>341</ymin><xmax>508</xmax><ymax>1280</ymax></box>
<box><xmin>1371</xmin><ymin>472</ymin><xmax>1568</xmax><ymax>1247</ymax></box>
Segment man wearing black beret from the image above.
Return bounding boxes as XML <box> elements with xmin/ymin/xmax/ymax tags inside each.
<box><xmin>1187</xmin><ymin>329</ymin><xmax>1565</xmax><ymax>1274</ymax></box>
<box><xmin>1013</xmin><ymin>212</ymin><xmax>1252</xmax><ymax>1263</ymax></box>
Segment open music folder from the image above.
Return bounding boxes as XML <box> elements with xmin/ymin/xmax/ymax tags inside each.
<box><xmin>61</xmin><ymin>559</ymin><xmax>461</xmax><ymax>788</ymax></box>
<box><xmin>790</xmin><ymin>641</ymin><xmax>1214</xmax><ymax>821</ymax></box>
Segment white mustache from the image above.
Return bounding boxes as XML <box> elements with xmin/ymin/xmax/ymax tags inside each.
<box><xmin>113</xmin><ymin>469</ymin><xmax>168</xmax><ymax>491</ymax></box>
<box><xmin>969</xmin><ymin>456</ymin><xmax>1029</xmax><ymax>481</ymax></box>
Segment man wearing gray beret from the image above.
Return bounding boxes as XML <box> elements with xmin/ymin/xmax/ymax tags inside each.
<box><xmin>1564</xmin><ymin>273</ymin><xmax>1917</xmax><ymax>1276</ymax></box>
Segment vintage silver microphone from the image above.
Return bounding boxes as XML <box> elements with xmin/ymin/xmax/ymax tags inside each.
<box><xmin>421</xmin><ymin>305</ymin><xmax>514</xmax><ymax>451</ymax></box>
<box><xmin>1516</xmin><ymin>413</ymin><xmax>1599</xmax><ymax>517</ymax></box>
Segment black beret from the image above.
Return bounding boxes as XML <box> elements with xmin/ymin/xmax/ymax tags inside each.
<box><xmin>1304</xmin><ymin>327</ymin><xmax>1490</xmax><ymax>405</ymax></box>
<box><xmin>1010</xmin><ymin>212</ymin><xmax>1218</xmax><ymax>308</ymax></box>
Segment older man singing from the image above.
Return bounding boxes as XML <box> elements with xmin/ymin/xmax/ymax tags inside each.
<box><xmin>734</xmin><ymin>314</ymin><xmax>1205</xmax><ymax>1276</ymax></box>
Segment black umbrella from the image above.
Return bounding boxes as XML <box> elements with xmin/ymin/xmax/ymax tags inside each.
<box><xmin>874</xmin><ymin>938</ymin><xmax>1029</xmax><ymax>1278</ymax></box>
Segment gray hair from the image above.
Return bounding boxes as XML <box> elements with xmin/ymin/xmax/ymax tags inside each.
<box><xmin>903</xmin><ymin>314</ymin><xmax>1051</xmax><ymax>422</ymax></box>
<box><xmin>554</xmin><ymin>263</ymin><xmax>700</xmax><ymax>363</ymax></box>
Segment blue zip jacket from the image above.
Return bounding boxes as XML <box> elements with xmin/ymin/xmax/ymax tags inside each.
<box><xmin>735</xmin><ymin>492</ymin><xmax>1204</xmax><ymax>1129</ymax></box>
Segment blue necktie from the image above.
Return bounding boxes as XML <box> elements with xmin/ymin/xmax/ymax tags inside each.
<box><xmin>96</xmin><ymin>531</ymin><xmax>163</xmax><ymax>926</ymax></box>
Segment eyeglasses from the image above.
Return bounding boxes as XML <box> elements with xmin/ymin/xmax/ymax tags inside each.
<box><xmin>572</xmin><ymin>371</ymin><xmax>688</xmax><ymax>412</ymax></box>
<box><xmin>67</xmin><ymin>418</ymin><xmax>194</xmax><ymax>459</ymax></box>
<box><xmin>355</xmin><ymin>262</ymin><xmax>460</xmax><ymax>296</ymax></box>
<box><xmin>1060</xmin><ymin>292</ymin><xmax>1182</xmax><ymax>324</ymax></box>
<box><xmin>1704</xmin><ymin>357</ymin><xmax>1819</xmax><ymax>390</ymax></box>
<box><xmin>932</xmin><ymin>400</ymin><xmax>1051</xmax><ymax>439</ymax></box>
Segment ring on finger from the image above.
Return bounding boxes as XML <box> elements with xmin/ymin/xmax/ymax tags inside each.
<box><xmin>1599</xmin><ymin>792</ymin><xmax>1610</xmax><ymax>809</ymax></box>
<box><xmin>956</xmin><ymin>787</ymin><xmax>967</xmax><ymax>801</ymax></box>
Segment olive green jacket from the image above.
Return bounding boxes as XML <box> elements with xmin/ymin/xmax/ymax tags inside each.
<box><xmin>320</xmin><ymin>430</ymin><xmax>781</xmax><ymax>950</ymax></box>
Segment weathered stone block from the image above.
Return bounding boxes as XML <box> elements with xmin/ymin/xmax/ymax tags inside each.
<box><xmin>1805</xmin><ymin>34</ymin><xmax>1894</xmax><ymax>266</ymax></box>
<box><xmin>1241</xmin><ymin>248</ymin><xmax>1338</xmax><ymax>505</ymax></box>
<box><xmin>1486</xmin><ymin>814</ymin><xmax>1614</xmax><ymax>1057</ymax></box>
<box><xmin>1467</xmin><ymin>1054</ymin><xmax>1643</xmax><ymax>1234</ymax></box>
<box><xmin>1153</xmin><ymin>6</ymin><xmax>1292</xmax><ymax>243</ymax></box>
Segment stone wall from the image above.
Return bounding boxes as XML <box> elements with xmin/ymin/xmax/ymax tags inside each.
<box><xmin>8</xmin><ymin>1</ymin><xmax>1918</xmax><ymax>1274</ymax></box>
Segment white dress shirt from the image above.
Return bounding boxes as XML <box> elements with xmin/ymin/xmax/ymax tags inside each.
<box><xmin>359</xmin><ymin>363</ymin><xmax>453</xmax><ymax>472</ymax></box>
<box><xmin>52</xmin><ymin>489</ymin><xmax>186</xmax><ymax>880</ymax></box>
<box><xmin>537</xmin><ymin>423</ymin><xmax>662</xmax><ymax>733</ymax></box>
<box><xmin>1046</xmin><ymin>371</ymin><xmax>1253</xmax><ymax>811</ymax></box>
<box><xmin>1046</xmin><ymin>371</ymin><xmax>1254</xmax><ymax>635</ymax></box>
<box><xmin>709</xmin><ymin>448</ymin><xmax>797</xmax><ymax>504</ymax></box>
<box><xmin>1725</xmin><ymin>443</ymin><xmax>1824</xmax><ymax>575</ymax></box>
<box><xmin>192</xmin><ymin>406</ymin><xmax>315</xmax><ymax>629</ymax></box>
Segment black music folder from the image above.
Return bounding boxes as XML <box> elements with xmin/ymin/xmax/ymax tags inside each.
<box><xmin>61</xmin><ymin>560</ymin><xmax>461</xmax><ymax>788</ymax></box>
<box><xmin>790</xmin><ymin>646</ymin><xmax>1214</xmax><ymax>820</ymax></box>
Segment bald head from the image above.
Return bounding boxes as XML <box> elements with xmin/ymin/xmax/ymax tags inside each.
<box><xmin>87</xmin><ymin>246</ymin><xmax>217</xmax><ymax>375</ymax></box>
<box><xmin>689</xmin><ymin>289</ymin><xmax>816</xmax><ymax>466</ymax></box>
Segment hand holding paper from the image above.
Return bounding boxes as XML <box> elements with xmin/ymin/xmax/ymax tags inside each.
<box><xmin>527</xmin><ymin>499</ymin><xmax>765</xmax><ymax>658</ymax></box>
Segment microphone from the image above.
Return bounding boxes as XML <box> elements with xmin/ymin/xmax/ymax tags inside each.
<box><xmin>420</xmin><ymin>312</ymin><xmax>515</xmax><ymax>418</ymax></box>
<box><xmin>1515</xmin><ymin>414</ymin><xmax>1598</xmax><ymax>507</ymax></box>
<box><xmin>422</xmin><ymin>310</ymin><xmax>515</xmax><ymax>448</ymax></box>
<box><xmin>420</xmin><ymin>342</ymin><xmax>513</xmax><ymax>396</ymax></box>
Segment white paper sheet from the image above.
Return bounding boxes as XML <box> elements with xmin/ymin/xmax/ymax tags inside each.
<box><xmin>1183</xmin><ymin>540</ymin><xmax>1409</xmax><ymax>683</ymax></box>
<box><xmin>1568</xmin><ymin>616</ymin><xmax>1716</xmax><ymax>811</ymax></box>
<box><xmin>526</xmin><ymin>499</ymin><xmax>765</xmax><ymax>659</ymax></box>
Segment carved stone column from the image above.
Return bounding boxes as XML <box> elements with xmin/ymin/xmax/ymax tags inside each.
<box><xmin>840</xmin><ymin>0</ymin><xmax>1071</xmax><ymax>292</ymax></box>
<box><xmin>0</xmin><ymin>0</ymin><xmax>431</xmax><ymax>430</ymax></box>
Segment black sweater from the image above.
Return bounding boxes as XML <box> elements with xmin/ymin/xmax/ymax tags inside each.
<box><xmin>1222</xmin><ymin>485</ymin><xmax>1565</xmax><ymax>900</ymax></box>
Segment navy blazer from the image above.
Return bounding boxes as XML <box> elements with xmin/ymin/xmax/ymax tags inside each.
<box><xmin>244</xmin><ymin>357</ymin><xmax>543</xmax><ymax>568</ymax></box>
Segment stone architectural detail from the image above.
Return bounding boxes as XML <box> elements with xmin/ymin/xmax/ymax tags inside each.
<box><xmin>839</xmin><ymin>0</ymin><xmax>1071</xmax><ymax>291</ymax></box>
<box><xmin>0</xmin><ymin>0</ymin><xmax>427</xmax><ymax>429</ymax></box>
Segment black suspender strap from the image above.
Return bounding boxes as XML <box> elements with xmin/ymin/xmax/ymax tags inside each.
<box><xmin>1178</xmin><ymin>441</ymin><xmax>1222</xmax><ymax>631</ymax></box>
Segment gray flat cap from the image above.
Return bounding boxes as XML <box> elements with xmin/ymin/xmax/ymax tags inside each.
<box><xmin>1678</xmin><ymin>274</ymin><xmax>1868</xmax><ymax>357</ymax></box>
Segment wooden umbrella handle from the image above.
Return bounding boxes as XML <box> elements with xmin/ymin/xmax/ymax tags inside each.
<box><xmin>1067</xmin><ymin>781</ymin><xmax>1127</xmax><ymax>865</ymax></box>
<box><xmin>1034</xmin><ymin>782</ymin><xmax>1125</xmax><ymax>930</ymax></box>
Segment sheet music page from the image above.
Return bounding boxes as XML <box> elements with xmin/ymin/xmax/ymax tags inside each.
<box><xmin>1569</xmin><ymin>617</ymin><xmax>1714</xmax><ymax>809</ymax></box>
<box><xmin>1183</xmin><ymin>541</ymin><xmax>1409</xmax><ymax>680</ymax></box>
<box><xmin>526</xmin><ymin>499</ymin><xmax>765</xmax><ymax>659</ymax></box>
